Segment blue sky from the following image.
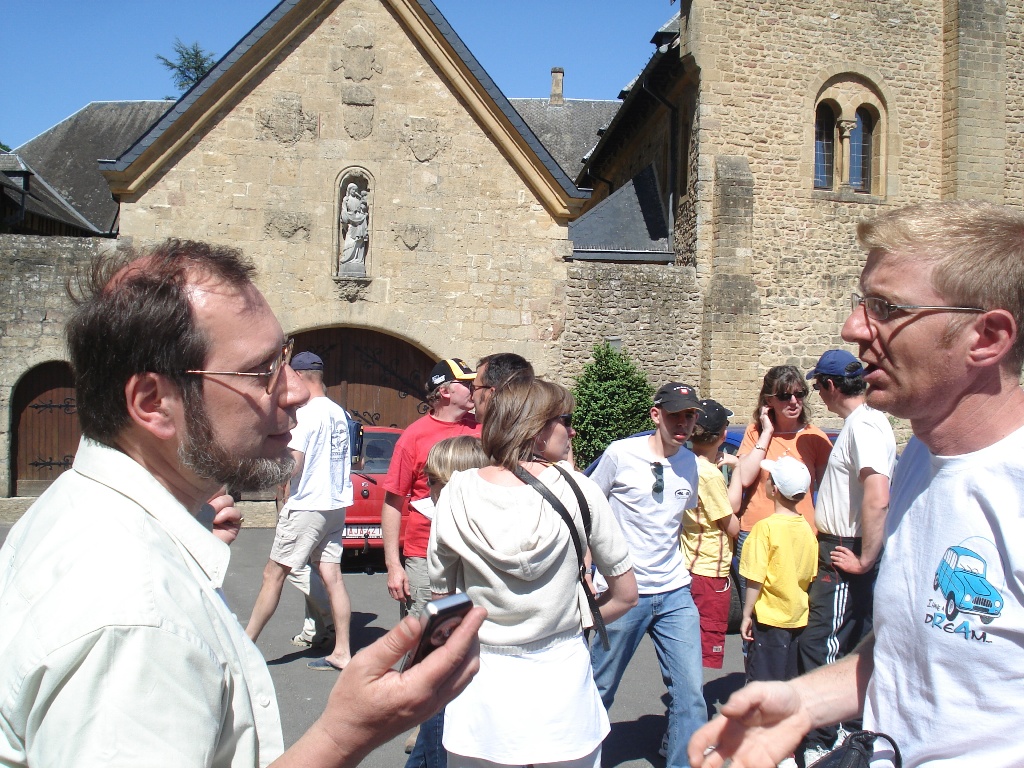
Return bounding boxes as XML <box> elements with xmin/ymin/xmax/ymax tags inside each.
<box><xmin>1</xmin><ymin>0</ymin><xmax>677</xmax><ymax>150</ymax></box>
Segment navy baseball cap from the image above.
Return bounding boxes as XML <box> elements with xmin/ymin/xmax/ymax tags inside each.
<box><xmin>696</xmin><ymin>399</ymin><xmax>733</xmax><ymax>434</ymax></box>
<box><xmin>291</xmin><ymin>351</ymin><xmax>324</xmax><ymax>371</ymax></box>
<box><xmin>806</xmin><ymin>349</ymin><xmax>863</xmax><ymax>379</ymax></box>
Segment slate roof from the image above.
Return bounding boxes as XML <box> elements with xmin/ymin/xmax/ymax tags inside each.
<box><xmin>568</xmin><ymin>164</ymin><xmax>672</xmax><ymax>262</ymax></box>
<box><xmin>509</xmin><ymin>98</ymin><xmax>620</xmax><ymax>180</ymax></box>
<box><xmin>1</xmin><ymin>153</ymin><xmax>98</xmax><ymax>234</ymax></box>
<box><xmin>578</xmin><ymin>11</ymin><xmax>681</xmax><ymax>187</ymax></box>
<box><xmin>101</xmin><ymin>0</ymin><xmax>585</xmax><ymax>205</ymax></box>
<box><xmin>15</xmin><ymin>100</ymin><xmax>172</xmax><ymax>234</ymax></box>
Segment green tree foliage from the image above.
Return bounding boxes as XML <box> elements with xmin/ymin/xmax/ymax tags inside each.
<box><xmin>571</xmin><ymin>343</ymin><xmax>654</xmax><ymax>468</ymax></box>
<box><xmin>0</xmin><ymin>141</ymin><xmax>11</xmax><ymax>153</ymax></box>
<box><xmin>156</xmin><ymin>39</ymin><xmax>217</xmax><ymax>93</ymax></box>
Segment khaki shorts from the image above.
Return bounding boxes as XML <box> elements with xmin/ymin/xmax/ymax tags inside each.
<box><xmin>270</xmin><ymin>507</ymin><xmax>346</xmax><ymax>569</ymax></box>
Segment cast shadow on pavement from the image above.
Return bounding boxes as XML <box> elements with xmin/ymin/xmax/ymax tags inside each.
<box><xmin>703</xmin><ymin>671</ymin><xmax>745</xmax><ymax>719</ymax></box>
<box><xmin>601</xmin><ymin>713</ymin><xmax>665</xmax><ymax>766</ymax></box>
<box><xmin>266</xmin><ymin>610</ymin><xmax>387</xmax><ymax>665</ymax></box>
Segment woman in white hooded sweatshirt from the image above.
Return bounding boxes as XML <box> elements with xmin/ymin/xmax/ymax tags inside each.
<box><xmin>428</xmin><ymin>378</ymin><xmax>638</xmax><ymax>768</ymax></box>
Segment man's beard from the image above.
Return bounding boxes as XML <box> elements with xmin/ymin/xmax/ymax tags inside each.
<box><xmin>178</xmin><ymin>393</ymin><xmax>293</xmax><ymax>492</ymax></box>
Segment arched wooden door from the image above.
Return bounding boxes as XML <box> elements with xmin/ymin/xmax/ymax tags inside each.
<box><xmin>291</xmin><ymin>328</ymin><xmax>436</xmax><ymax>429</ymax></box>
<box><xmin>11</xmin><ymin>361</ymin><xmax>81</xmax><ymax>496</ymax></box>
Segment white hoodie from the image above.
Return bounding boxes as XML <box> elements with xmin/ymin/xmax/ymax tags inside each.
<box><xmin>429</xmin><ymin>464</ymin><xmax>632</xmax><ymax>649</ymax></box>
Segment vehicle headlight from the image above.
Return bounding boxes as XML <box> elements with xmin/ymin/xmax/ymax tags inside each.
<box><xmin>996</xmin><ymin>600</ymin><xmax>1002</xmax><ymax>608</ymax></box>
<box><xmin>964</xmin><ymin>594</ymin><xmax>973</xmax><ymax>603</ymax></box>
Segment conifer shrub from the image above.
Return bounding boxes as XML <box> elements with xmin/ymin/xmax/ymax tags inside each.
<box><xmin>571</xmin><ymin>343</ymin><xmax>654</xmax><ymax>468</ymax></box>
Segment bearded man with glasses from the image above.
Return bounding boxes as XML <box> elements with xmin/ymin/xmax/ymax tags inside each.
<box><xmin>0</xmin><ymin>239</ymin><xmax>484</xmax><ymax>767</ymax></box>
<box><xmin>690</xmin><ymin>201</ymin><xmax>1024</xmax><ymax>768</ymax></box>
<box><xmin>589</xmin><ymin>383</ymin><xmax>706</xmax><ymax>768</ymax></box>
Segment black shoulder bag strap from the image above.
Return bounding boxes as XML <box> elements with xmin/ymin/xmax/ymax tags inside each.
<box><xmin>551</xmin><ymin>463</ymin><xmax>591</xmax><ymax>537</ymax></box>
<box><xmin>512</xmin><ymin>465</ymin><xmax>610</xmax><ymax>650</ymax></box>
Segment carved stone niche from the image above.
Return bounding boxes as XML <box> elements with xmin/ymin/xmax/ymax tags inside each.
<box><xmin>335</xmin><ymin>170</ymin><xmax>372</xmax><ymax>281</ymax></box>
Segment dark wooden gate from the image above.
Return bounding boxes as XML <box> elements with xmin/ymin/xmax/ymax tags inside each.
<box><xmin>11</xmin><ymin>361</ymin><xmax>81</xmax><ymax>496</ymax></box>
<box><xmin>291</xmin><ymin>328</ymin><xmax>436</xmax><ymax>429</ymax></box>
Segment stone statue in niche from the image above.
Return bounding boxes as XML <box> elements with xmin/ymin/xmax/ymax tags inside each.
<box><xmin>338</xmin><ymin>182</ymin><xmax>369</xmax><ymax>275</ymax></box>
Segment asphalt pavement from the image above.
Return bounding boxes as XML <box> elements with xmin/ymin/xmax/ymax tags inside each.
<box><xmin>0</xmin><ymin>522</ymin><xmax>747</xmax><ymax>768</ymax></box>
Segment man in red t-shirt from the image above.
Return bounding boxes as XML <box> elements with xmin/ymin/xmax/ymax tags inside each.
<box><xmin>382</xmin><ymin>358</ymin><xmax>481</xmax><ymax>617</ymax></box>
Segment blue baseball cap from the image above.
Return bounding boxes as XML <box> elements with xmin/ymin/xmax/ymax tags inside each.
<box><xmin>806</xmin><ymin>349</ymin><xmax>863</xmax><ymax>379</ymax></box>
<box><xmin>291</xmin><ymin>351</ymin><xmax>324</xmax><ymax>371</ymax></box>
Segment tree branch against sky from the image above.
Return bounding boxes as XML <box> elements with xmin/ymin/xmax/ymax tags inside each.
<box><xmin>156</xmin><ymin>39</ymin><xmax>216</xmax><ymax>92</ymax></box>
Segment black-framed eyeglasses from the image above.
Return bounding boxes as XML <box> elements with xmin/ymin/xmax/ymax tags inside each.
<box><xmin>651</xmin><ymin>462</ymin><xmax>665</xmax><ymax>495</ymax></box>
<box><xmin>772</xmin><ymin>391</ymin><xmax>807</xmax><ymax>402</ymax></box>
<box><xmin>186</xmin><ymin>338</ymin><xmax>294</xmax><ymax>395</ymax></box>
<box><xmin>851</xmin><ymin>292</ymin><xmax>985</xmax><ymax>322</ymax></box>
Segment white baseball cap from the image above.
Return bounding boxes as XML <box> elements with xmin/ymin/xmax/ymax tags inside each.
<box><xmin>760</xmin><ymin>456</ymin><xmax>811</xmax><ymax>500</ymax></box>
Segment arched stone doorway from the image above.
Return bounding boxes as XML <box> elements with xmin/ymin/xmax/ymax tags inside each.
<box><xmin>11</xmin><ymin>361</ymin><xmax>81</xmax><ymax>496</ymax></box>
<box><xmin>291</xmin><ymin>327</ymin><xmax>435</xmax><ymax>429</ymax></box>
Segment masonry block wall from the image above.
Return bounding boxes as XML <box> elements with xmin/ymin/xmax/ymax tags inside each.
<box><xmin>700</xmin><ymin>157</ymin><xmax>759</xmax><ymax>416</ymax></box>
<box><xmin>561</xmin><ymin>263</ymin><xmax>701</xmax><ymax>387</ymax></box>
<box><xmin>116</xmin><ymin>0</ymin><xmax>571</xmax><ymax>379</ymax></box>
<box><xmin>1006</xmin><ymin>3</ymin><xmax>1024</xmax><ymax>199</ymax></box>
<box><xmin>684</xmin><ymin>0</ymin><xmax>948</xmax><ymax>420</ymax></box>
<box><xmin>0</xmin><ymin>235</ymin><xmax>109</xmax><ymax>495</ymax></box>
<box><xmin>943</xmin><ymin>0</ymin><xmax>1006</xmax><ymax>202</ymax></box>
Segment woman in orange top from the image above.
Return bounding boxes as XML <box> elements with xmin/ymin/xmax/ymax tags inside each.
<box><xmin>728</xmin><ymin>365</ymin><xmax>832</xmax><ymax>595</ymax></box>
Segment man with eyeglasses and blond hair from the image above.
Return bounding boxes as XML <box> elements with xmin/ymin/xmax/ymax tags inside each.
<box><xmin>689</xmin><ymin>201</ymin><xmax>1024</xmax><ymax>768</ymax></box>
<box><xmin>589</xmin><ymin>383</ymin><xmax>706</xmax><ymax>768</ymax></box>
<box><xmin>0</xmin><ymin>239</ymin><xmax>483</xmax><ymax>766</ymax></box>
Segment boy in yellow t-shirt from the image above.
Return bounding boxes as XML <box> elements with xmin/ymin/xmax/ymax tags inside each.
<box><xmin>681</xmin><ymin>399</ymin><xmax>740</xmax><ymax>669</ymax></box>
<box><xmin>739</xmin><ymin>455</ymin><xmax>817</xmax><ymax>683</ymax></box>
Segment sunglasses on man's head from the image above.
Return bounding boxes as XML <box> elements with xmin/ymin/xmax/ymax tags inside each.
<box><xmin>651</xmin><ymin>462</ymin><xmax>665</xmax><ymax>495</ymax></box>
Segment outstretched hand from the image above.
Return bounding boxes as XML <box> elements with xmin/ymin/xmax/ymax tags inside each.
<box><xmin>687</xmin><ymin>681</ymin><xmax>811</xmax><ymax>768</ymax></box>
<box><xmin>275</xmin><ymin>606</ymin><xmax>486</xmax><ymax>768</ymax></box>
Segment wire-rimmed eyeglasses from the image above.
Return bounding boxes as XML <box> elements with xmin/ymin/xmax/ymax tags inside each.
<box><xmin>186</xmin><ymin>338</ymin><xmax>294</xmax><ymax>394</ymax></box>
<box><xmin>851</xmin><ymin>292</ymin><xmax>984</xmax><ymax>322</ymax></box>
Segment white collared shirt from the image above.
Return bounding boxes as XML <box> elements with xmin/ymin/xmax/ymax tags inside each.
<box><xmin>0</xmin><ymin>438</ymin><xmax>284</xmax><ymax>767</ymax></box>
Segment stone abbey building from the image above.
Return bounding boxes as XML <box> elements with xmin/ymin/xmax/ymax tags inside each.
<box><xmin>2</xmin><ymin>0</ymin><xmax>1020</xmax><ymax>495</ymax></box>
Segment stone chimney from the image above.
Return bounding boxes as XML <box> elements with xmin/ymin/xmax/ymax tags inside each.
<box><xmin>550</xmin><ymin>67</ymin><xmax>565</xmax><ymax>106</ymax></box>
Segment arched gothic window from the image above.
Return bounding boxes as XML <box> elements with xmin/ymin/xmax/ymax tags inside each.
<box><xmin>849</xmin><ymin>108</ymin><xmax>873</xmax><ymax>193</ymax></box>
<box><xmin>814</xmin><ymin>104</ymin><xmax>836</xmax><ymax>190</ymax></box>
<box><xmin>811</xmin><ymin>74</ymin><xmax>887</xmax><ymax>197</ymax></box>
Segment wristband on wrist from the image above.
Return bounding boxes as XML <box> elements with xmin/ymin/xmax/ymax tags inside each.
<box><xmin>753</xmin><ymin>444</ymin><xmax>767</xmax><ymax>451</ymax></box>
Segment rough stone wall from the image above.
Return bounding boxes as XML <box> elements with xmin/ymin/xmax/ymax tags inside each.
<box><xmin>1005</xmin><ymin>1</ymin><xmax>1024</xmax><ymax>199</ymax></box>
<box><xmin>688</xmin><ymin>0</ymin><xmax>946</xmax><ymax>417</ymax></box>
<box><xmin>561</xmin><ymin>262</ymin><xmax>701</xmax><ymax>388</ymax></box>
<box><xmin>0</xmin><ymin>235</ymin><xmax>110</xmax><ymax>495</ymax></box>
<box><xmin>117</xmin><ymin>0</ymin><xmax>571</xmax><ymax>378</ymax></box>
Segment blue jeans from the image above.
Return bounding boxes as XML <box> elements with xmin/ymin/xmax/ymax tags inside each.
<box><xmin>405</xmin><ymin>710</ymin><xmax>445</xmax><ymax>768</ymax></box>
<box><xmin>590</xmin><ymin>584</ymin><xmax>705</xmax><ymax>768</ymax></box>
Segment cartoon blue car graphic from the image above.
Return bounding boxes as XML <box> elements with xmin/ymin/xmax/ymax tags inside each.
<box><xmin>933</xmin><ymin>546</ymin><xmax>1003</xmax><ymax>624</ymax></box>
